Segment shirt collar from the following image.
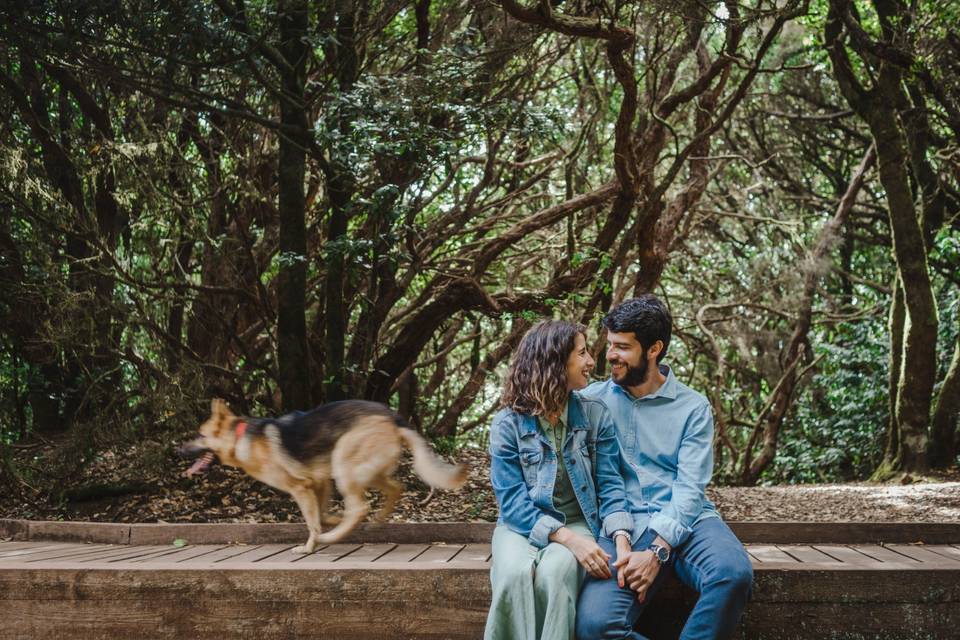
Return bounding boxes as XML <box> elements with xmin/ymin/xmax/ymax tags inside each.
<box><xmin>522</xmin><ymin>393</ymin><xmax>588</xmax><ymax>434</ymax></box>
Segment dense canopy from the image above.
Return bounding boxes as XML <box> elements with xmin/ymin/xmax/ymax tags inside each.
<box><xmin>0</xmin><ymin>0</ymin><xmax>957</xmax><ymax>498</ymax></box>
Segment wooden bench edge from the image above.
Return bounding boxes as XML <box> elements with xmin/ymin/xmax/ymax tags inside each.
<box><xmin>3</xmin><ymin>519</ymin><xmax>959</xmax><ymax>545</ymax></box>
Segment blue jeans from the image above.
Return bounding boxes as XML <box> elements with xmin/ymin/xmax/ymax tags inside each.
<box><xmin>576</xmin><ymin>518</ymin><xmax>753</xmax><ymax>640</ymax></box>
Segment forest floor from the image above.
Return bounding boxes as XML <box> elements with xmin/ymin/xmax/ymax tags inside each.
<box><xmin>2</xmin><ymin>440</ymin><xmax>959</xmax><ymax>524</ymax></box>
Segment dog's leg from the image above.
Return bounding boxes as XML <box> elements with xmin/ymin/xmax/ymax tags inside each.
<box><xmin>370</xmin><ymin>475</ymin><xmax>403</xmax><ymax>523</ymax></box>
<box><xmin>314</xmin><ymin>482</ymin><xmax>369</xmax><ymax>544</ymax></box>
<box><xmin>315</xmin><ymin>479</ymin><xmax>341</xmax><ymax>526</ymax></box>
<box><xmin>289</xmin><ymin>487</ymin><xmax>323</xmax><ymax>554</ymax></box>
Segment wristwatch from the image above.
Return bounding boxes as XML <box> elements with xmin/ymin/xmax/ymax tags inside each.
<box><xmin>612</xmin><ymin>529</ymin><xmax>631</xmax><ymax>543</ymax></box>
<box><xmin>648</xmin><ymin>543</ymin><xmax>670</xmax><ymax>564</ymax></box>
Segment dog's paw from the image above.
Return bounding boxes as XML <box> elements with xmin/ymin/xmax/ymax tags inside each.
<box><xmin>292</xmin><ymin>544</ymin><xmax>316</xmax><ymax>555</ymax></box>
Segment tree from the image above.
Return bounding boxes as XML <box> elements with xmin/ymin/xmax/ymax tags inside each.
<box><xmin>826</xmin><ymin>0</ymin><xmax>959</xmax><ymax>475</ymax></box>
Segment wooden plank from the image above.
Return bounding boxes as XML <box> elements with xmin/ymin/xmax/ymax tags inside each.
<box><xmin>340</xmin><ymin>543</ymin><xmax>397</xmax><ymax>563</ymax></box>
<box><xmin>0</xmin><ymin>518</ymin><xmax>28</xmax><ymax>540</ymax></box>
<box><xmin>741</xmin><ymin>601</ymin><xmax>960</xmax><ymax>638</ymax></box>
<box><xmin>1</xmin><ymin>544</ymin><xmax>111</xmax><ymax>563</ymax></box>
<box><xmin>21</xmin><ymin>545</ymin><xmax>121</xmax><ymax>563</ymax></box>
<box><xmin>175</xmin><ymin>544</ymin><xmax>257</xmax><ymax>564</ymax></box>
<box><xmin>129</xmin><ymin>523</ymin><xmax>307</xmax><ymax>546</ymax></box>
<box><xmin>745</xmin><ymin>545</ymin><xmax>798</xmax><ymax>563</ymax></box>
<box><xmin>0</xmin><ymin>543</ymin><xmax>83</xmax><ymax>559</ymax></box>
<box><xmin>374</xmin><ymin>544</ymin><xmax>430</xmax><ymax>563</ymax></box>
<box><xmin>886</xmin><ymin>544</ymin><xmax>960</xmax><ymax>564</ymax></box>
<box><xmin>7</xmin><ymin>519</ymin><xmax>960</xmax><ymax>546</ymax></box>
<box><xmin>214</xmin><ymin>545</ymin><xmax>288</xmax><ymax>565</ymax></box>
<box><xmin>811</xmin><ymin>545</ymin><xmax>880</xmax><ymax>566</ymax></box>
<box><xmin>776</xmin><ymin>545</ymin><xmax>839</xmax><ymax>564</ymax></box>
<box><xmin>136</xmin><ymin>545</ymin><xmax>226</xmax><ymax>564</ymax></box>
<box><xmin>295</xmin><ymin>543</ymin><xmax>362</xmax><ymax>563</ymax></box>
<box><xmin>453</xmin><ymin>543</ymin><xmax>492</xmax><ymax>563</ymax></box>
<box><xmin>242</xmin><ymin>546</ymin><xmax>318</xmax><ymax>565</ymax></box>
<box><xmin>0</xmin><ymin>567</ymin><xmax>493</xmax><ymax>639</ymax></box>
<box><xmin>60</xmin><ymin>545</ymin><xmax>165</xmax><ymax>564</ymax></box>
<box><xmin>927</xmin><ymin>545</ymin><xmax>960</xmax><ymax>562</ymax></box>
<box><xmin>415</xmin><ymin>544</ymin><xmax>464</xmax><ymax>564</ymax></box>
<box><xmin>728</xmin><ymin>522</ymin><xmax>960</xmax><ymax>544</ymax></box>
<box><xmin>104</xmin><ymin>546</ymin><xmax>189</xmax><ymax>563</ymax></box>
<box><xmin>4</xmin><ymin>564</ymin><xmax>960</xmax><ymax>639</ymax></box>
<box><xmin>0</xmin><ymin>541</ymin><xmax>49</xmax><ymax>553</ymax></box>
<box><xmin>850</xmin><ymin>544</ymin><xmax>920</xmax><ymax>564</ymax></box>
<box><xmin>27</xmin><ymin>521</ymin><xmax>130</xmax><ymax>544</ymax></box>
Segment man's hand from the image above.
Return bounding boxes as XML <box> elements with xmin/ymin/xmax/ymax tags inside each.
<box><xmin>612</xmin><ymin>550</ymin><xmax>660</xmax><ymax>602</ymax></box>
<box><xmin>613</xmin><ymin>535</ymin><xmax>672</xmax><ymax>602</ymax></box>
<box><xmin>614</xmin><ymin>534</ymin><xmax>632</xmax><ymax>584</ymax></box>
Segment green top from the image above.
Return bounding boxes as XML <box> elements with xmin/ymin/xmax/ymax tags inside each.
<box><xmin>539</xmin><ymin>404</ymin><xmax>584</xmax><ymax>525</ymax></box>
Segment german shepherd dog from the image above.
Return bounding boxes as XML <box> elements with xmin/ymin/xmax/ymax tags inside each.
<box><xmin>180</xmin><ymin>399</ymin><xmax>467</xmax><ymax>553</ymax></box>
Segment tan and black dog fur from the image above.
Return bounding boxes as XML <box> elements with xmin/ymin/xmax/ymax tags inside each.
<box><xmin>182</xmin><ymin>399</ymin><xmax>467</xmax><ymax>553</ymax></box>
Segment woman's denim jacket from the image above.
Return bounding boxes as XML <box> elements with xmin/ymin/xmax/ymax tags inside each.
<box><xmin>489</xmin><ymin>391</ymin><xmax>633</xmax><ymax>548</ymax></box>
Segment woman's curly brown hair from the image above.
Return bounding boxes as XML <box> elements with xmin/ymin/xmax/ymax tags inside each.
<box><xmin>501</xmin><ymin>319</ymin><xmax>586</xmax><ymax>416</ymax></box>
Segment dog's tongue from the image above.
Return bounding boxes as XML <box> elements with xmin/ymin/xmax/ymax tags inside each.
<box><xmin>186</xmin><ymin>451</ymin><xmax>215</xmax><ymax>476</ymax></box>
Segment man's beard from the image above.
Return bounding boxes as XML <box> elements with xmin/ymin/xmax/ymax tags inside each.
<box><xmin>610</xmin><ymin>356</ymin><xmax>649</xmax><ymax>388</ymax></box>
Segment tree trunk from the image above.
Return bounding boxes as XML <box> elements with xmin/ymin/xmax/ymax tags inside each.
<box><xmin>276</xmin><ymin>0</ymin><xmax>311</xmax><ymax>410</ymax></box>
<box><xmin>740</xmin><ymin>144</ymin><xmax>875</xmax><ymax>484</ymax></box>
<box><xmin>867</xmin><ymin>93</ymin><xmax>937</xmax><ymax>475</ymax></box>
<box><xmin>826</xmin><ymin>3</ymin><xmax>939</xmax><ymax>476</ymax></box>
<box><xmin>929</xmin><ymin>328</ymin><xmax>960</xmax><ymax>468</ymax></box>
<box><xmin>322</xmin><ymin>2</ymin><xmax>362</xmax><ymax>403</ymax></box>
<box><xmin>873</xmin><ymin>275</ymin><xmax>905</xmax><ymax>480</ymax></box>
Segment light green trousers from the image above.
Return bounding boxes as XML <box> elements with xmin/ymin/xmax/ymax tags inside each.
<box><xmin>483</xmin><ymin>520</ymin><xmax>591</xmax><ymax>640</ymax></box>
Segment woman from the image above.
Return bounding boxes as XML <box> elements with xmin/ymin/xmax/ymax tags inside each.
<box><xmin>484</xmin><ymin>319</ymin><xmax>633</xmax><ymax>640</ymax></box>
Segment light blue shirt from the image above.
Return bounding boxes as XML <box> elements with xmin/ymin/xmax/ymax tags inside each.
<box><xmin>581</xmin><ymin>365</ymin><xmax>719</xmax><ymax>548</ymax></box>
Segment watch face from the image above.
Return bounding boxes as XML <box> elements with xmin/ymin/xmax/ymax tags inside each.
<box><xmin>650</xmin><ymin>545</ymin><xmax>669</xmax><ymax>563</ymax></box>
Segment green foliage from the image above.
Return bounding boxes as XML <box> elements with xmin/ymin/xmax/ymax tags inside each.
<box><xmin>0</xmin><ymin>0</ymin><xmax>956</xmax><ymax>503</ymax></box>
<box><xmin>764</xmin><ymin>318</ymin><xmax>889</xmax><ymax>484</ymax></box>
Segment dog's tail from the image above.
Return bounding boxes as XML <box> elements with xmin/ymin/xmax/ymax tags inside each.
<box><xmin>398</xmin><ymin>428</ymin><xmax>467</xmax><ymax>490</ymax></box>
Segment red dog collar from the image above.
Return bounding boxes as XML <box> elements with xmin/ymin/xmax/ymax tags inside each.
<box><xmin>235</xmin><ymin>421</ymin><xmax>248</xmax><ymax>441</ymax></box>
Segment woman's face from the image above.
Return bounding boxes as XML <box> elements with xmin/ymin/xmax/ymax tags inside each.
<box><xmin>565</xmin><ymin>332</ymin><xmax>596</xmax><ymax>391</ymax></box>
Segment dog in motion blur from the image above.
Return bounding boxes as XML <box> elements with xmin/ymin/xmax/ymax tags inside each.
<box><xmin>180</xmin><ymin>399</ymin><xmax>467</xmax><ymax>553</ymax></box>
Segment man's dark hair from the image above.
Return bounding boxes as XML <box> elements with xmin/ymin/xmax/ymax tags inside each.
<box><xmin>602</xmin><ymin>294</ymin><xmax>672</xmax><ymax>363</ymax></box>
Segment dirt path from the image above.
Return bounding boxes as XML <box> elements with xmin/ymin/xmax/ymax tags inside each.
<box><xmin>4</xmin><ymin>446</ymin><xmax>959</xmax><ymax>524</ymax></box>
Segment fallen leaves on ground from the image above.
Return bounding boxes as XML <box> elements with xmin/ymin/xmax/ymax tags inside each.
<box><xmin>2</xmin><ymin>439</ymin><xmax>958</xmax><ymax>524</ymax></box>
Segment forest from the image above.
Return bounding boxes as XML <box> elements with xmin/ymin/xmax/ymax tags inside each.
<box><xmin>0</xmin><ymin>0</ymin><xmax>957</xmax><ymax>505</ymax></box>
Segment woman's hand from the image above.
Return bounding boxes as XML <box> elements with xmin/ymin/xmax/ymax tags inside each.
<box><xmin>550</xmin><ymin>527</ymin><xmax>612</xmax><ymax>579</ymax></box>
<box><xmin>614</xmin><ymin>534</ymin><xmax>633</xmax><ymax>587</ymax></box>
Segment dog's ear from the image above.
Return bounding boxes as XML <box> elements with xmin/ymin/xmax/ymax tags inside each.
<box><xmin>211</xmin><ymin>398</ymin><xmax>234</xmax><ymax>418</ymax></box>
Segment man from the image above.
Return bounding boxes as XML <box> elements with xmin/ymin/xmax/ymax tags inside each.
<box><xmin>576</xmin><ymin>295</ymin><xmax>753</xmax><ymax>640</ymax></box>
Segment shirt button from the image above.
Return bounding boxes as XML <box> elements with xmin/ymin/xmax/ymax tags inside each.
<box><xmin>581</xmin><ymin>485</ymin><xmax>587</xmax><ymax>491</ymax></box>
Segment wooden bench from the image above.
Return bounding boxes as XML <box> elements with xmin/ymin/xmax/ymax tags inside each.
<box><xmin>2</xmin><ymin>520</ymin><xmax>959</xmax><ymax>639</ymax></box>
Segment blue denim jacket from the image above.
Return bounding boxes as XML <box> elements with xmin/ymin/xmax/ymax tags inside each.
<box><xmin>489</xmin><ymin>391</ymin><xmax>634</xmax><ymax>548</ymax></box>
<box><xmin>581</xmin><ymin>368</ymin><xmax>719</xmax><ymax>549</ymax></box>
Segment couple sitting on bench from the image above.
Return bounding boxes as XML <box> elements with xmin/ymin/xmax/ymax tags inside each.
<box><xmin>485</xmin><ymin>295</ymin><xmax>753</xmax><ymax>640</ymax></box>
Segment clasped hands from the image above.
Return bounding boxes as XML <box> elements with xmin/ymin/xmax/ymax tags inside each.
<box><xmin>550</xmin><ymin>527</ymin><xmax>669</xmax><ymax>597</ymax></box>
<box><xmin>612</xmin><ymin>536</ymin><xmax>667</xmax><ymax>603</ymax></box>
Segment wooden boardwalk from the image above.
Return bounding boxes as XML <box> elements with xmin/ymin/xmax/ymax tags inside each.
<box><xmin>4</xmin><ymin>539</ymin><xmax>960</xmax><ymax>570</ymax></box>
<box><xmin>3</xmin><ymin>524</ymin><xmax>960</xmax><ymax>639</ymax></box>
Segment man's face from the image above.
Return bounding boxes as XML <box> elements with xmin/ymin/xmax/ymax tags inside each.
<box><xmin>606</xmin><ymin>330</ymin><xmax>650</xmax><ymax>388</ymax></box>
